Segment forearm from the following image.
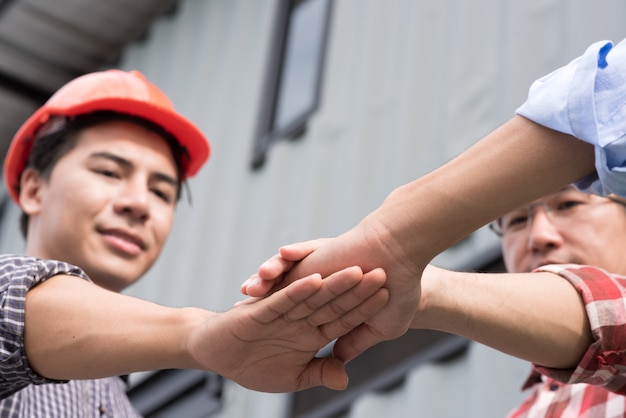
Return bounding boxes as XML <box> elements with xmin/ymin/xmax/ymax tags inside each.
<box><xmin>24</xmin><ymin>267</ymin><xmax>389</xmax><ymax>393</ymax></box>
<box><xmin>252</xmin><ymin>116</ymin><xmax>595</xmax><ymax>359</ymax></box>
<box><xmin>24</xmin><ymin>275</ymin><xmax>207</xmax><ymax>380</ymax></box>
<box><xmin>266</xmin><ymin>117</ymin><xmax>593</xmax><ymax>283</ymax></box>
<box><xmin>415</xmin><ymin>265</ymin><xmax>592</xmax><ymax>368</ymax></box>
<box><xmin>367</xmin><ymin>115</ymin><xmax>595</xmax><ymax>266</ymax></box>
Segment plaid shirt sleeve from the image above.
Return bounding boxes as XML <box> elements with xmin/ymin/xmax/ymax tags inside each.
<box><xmin>0</xmin><ymin>254</ymin><xmax>90</xmax><ymax>399</ymax></box>
<box><xmin>532</xmin><ymin>264</ymin><xmax>626</xmax><ymax>395</ymax></box>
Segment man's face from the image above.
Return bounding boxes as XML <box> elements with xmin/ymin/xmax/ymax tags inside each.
<box><xmin>500</xmin><ymin>187</ymin><xmax>626</xmax><ymax>275</ymax></box>
<box><xmin>20</xmin><ymin>120</ymin><xmax>179</xmax><ymax>291</ymax></box>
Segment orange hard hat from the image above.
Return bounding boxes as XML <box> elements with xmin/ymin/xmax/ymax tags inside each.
<box><xmin>4</xmin><ymin>69</ymin><xmax>210</xmax><ymax>204</ymax></box>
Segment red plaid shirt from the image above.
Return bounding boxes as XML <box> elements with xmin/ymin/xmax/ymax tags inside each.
<box><xmin>507</xmin><ymin>265</ymin><xmax>626</xmax><ymax>417</ymax></box>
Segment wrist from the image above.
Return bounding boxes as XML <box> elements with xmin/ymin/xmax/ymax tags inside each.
<box><xmin>411</xmin><ymin>264</ymin><xmax>447</xmax><ymax>329</ymax></box>
<box><xmin>177</xmin><ymin>307</ymin><xmax>217</xmax><ymax>371</ymax></box>
<box><xmin>370</xmin><ymin>184</ymin><xmax>443</xmax><ymax>266</ymax></box>
<box><xmin>356</xmin><ymin>208</ymin><xmax>425</xmax><ymax>277</ymax></box>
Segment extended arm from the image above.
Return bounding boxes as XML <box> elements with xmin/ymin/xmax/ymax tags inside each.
<box><xmin>252</xmin><ymin>239</ymin><xmax>593</xmax><ymax>369</ymax></box>
<box><xmin>415</xmin><ymin>265</ymin><xmax>591</xmax><ymax>369</ymax></box>
<box><xmin>24</xmin><ymin>266</ymin><xmax>388</xmax><ymax>393</ymax></box>
<box><xmin>244</xmin><ymin>116</ymin><xmax>594</xmax><ymax>361</ymax></box>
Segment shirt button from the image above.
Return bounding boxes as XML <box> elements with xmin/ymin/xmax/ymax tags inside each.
<box><xmin>99</xmin><ymin>405</ymin><xmax>106</xmax><ymax>415</ymax></box>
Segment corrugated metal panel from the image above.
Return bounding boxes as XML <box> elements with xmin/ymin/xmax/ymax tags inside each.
<box><xmin>0</xmin><ymin>0</ymin><xmax>179</xmax><ymax>161</ymax></box>
<box><xmin>1</xmin><ymin>0</ymin><xmax>625</xmax><ymax>417</ymax></box>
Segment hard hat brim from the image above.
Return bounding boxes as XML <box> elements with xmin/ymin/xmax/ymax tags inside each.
<box><xmin>4</xmin><ymin>96</ymin><xmax>210</xmax><ymax>204</ymax></box>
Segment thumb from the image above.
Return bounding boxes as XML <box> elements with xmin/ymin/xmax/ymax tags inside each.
<box><xmin>302</xmin><ymin>357</ymin><xmax>349</xmax><ymax>391</ymax></box>
<box><xmin>332</xmin><ymin>325</ymin><xmax>384</xmax><ymax>363</ymax></box>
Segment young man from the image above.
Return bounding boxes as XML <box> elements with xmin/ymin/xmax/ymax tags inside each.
<box><xmin>0</xmin><ymin>69</ymin><xmax>389</xmax><ymax>416</ymax></box>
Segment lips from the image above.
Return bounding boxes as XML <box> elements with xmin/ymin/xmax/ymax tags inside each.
<box><xmin>530</xmin><ymin>258</ymin><xmax>565</xmax><ymax>271</ymax></box>
<box><xmin>99</xmin><ymin>227</ymin><xmax>146</xmax><ymax>255</ymax></box>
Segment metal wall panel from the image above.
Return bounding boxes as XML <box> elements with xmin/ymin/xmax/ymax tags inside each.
<box><xmin>2</xmin><ymin>0</ymin><xmax>624</xmax><ymax>416</ymax></box>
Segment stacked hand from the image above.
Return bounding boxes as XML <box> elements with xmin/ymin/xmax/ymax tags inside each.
<box><xmin>193</xmin><ymin>265</ymin><xmax>388</xmax><ymax>392</ymax></box>
<box><xmin>241</xmin><ymin>216</ymin><xmax>424</xmax><ymax>364</ymax></box>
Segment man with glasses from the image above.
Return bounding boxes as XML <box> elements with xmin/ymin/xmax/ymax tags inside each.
<box><xmin>490</xmin><ymin>186</ymin><xmax>626</xmax><ymax>277</ymax></box>
<box><xmin>488</xmin><ymin>186</ymin><xmax>626</xmax><ymax>416</ymax></box>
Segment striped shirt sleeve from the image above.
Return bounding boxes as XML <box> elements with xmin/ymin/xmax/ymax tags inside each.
<box><xmin>0</xmin><ymin>254</ymin><xmax>90</xmax><ymax>399</ymax></box>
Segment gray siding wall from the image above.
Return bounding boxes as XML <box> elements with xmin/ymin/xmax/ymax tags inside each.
<box><xmin>1</xmin><ymin>1</ymin><xmax>625</xmax><ymax>417</ymax></box>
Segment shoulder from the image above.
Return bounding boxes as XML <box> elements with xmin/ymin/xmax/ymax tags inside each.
<box><xmin>0</xmin><ymin>254</ymin><xmax>91</xmax><ymax>289</ymax></box>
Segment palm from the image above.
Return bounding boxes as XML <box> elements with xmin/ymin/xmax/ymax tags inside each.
<box><xmin>191</xmin><ymin>267</ymin><xmax>388</xmax><ymax>392</ymax></box>
<box><xmin>217</xmin><ymin>309</ymin><xmax>342</xmax><ymax>391</ymax></box>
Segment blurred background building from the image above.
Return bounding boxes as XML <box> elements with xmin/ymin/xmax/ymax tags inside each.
<box><xmin>0</xmin><ymin>0</ymin><xmax>625</xmax><ymax>417</ymax></box>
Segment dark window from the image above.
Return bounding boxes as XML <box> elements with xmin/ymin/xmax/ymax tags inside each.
<box><xmin>251</xmin><ymin>0</ymin><xmax>332</xmax><ymax>169</ymax></box>
<box><xmin>127</xmin><ymin>369</ymin><xmax>223</xmax><ymax>417</ymax></box>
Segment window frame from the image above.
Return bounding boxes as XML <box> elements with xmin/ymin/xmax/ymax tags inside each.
<box><xmin>251</xmin><ymin>0</ymin><xmax>333</xmax><ymax>169</ymax></box>
<box><xmin>127</xmin><ymin>369</ymin><xmax>224</xmax><ymax>416</ymax></box>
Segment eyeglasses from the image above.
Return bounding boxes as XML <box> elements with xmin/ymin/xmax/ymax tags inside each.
<box><xmin>489</xmin><ymin>190</ymin><xmax>626</xmax><ymax>238</ymax></box>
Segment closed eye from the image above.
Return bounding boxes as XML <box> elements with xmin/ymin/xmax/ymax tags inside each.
<box><xmin>555</xmin><ymin>200</ymin><xmax>585</xmax><ymax>212</ymax></box>
<box><xmin>504</xmin><ymin>214</ymin><xmax>528</xmax><ymax>230</ymax></box>
<box><xmin>94</xmin><ymin>168</ymin><xmax>121</xmax><ymax>179</ymax></box>
<box><xmin>151</xmin><ymin>188</ymin><xmax>173</xmax><ymax>204</ymax></box>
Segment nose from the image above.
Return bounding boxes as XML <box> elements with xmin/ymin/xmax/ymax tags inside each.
<box><xmin>525</xmin><ymin>207</ymin><xmax>563</xmax><ymax>253</ymax></box>
<box><xmin>112</xmin><ymin>179</ymin><xmax>150</xmax><ymax>222</ymax></box>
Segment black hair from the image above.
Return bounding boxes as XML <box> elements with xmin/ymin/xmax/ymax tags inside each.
<box><xmin>18</xmin><ymin>111</ymin><xmax>189</xmax><ymax>238</ymax></box>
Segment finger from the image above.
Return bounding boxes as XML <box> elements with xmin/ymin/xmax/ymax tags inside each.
<box><xmin>297</xmin><ymin>268</ymin><xmax>387</xmax><ymax>325</ymax></box>
<box><xmin>278</xmin><ymin>238</ymin><xmax>330</xmax><ymax>261</ymax></box>
<box><xmin>257</xmin><ymin>253</ymin><xmax>296</xmax><ymax>279</ymax></box>
<box><xmin>233</xmin><ymin>296</ymin><xmax>261</xmax><ymax>307</ymax></box>
<box><xmin>298</xmin><ymin>357</ymin><xmax>348</xmax><ymax>391</ymax></box>
<box><xmin>240</xmin><ymin>275</ymin><xmax>278</xmax><ymax>296</ymax></box>
<box><xmin>250</xmin><ymin>273</ymin><xmax>322</xmax><ymax>323</ymax></box>
<box><xmin>244</xmin><ymin>238</ymin><xmax>332</xmax><ymax>297</ymax></box>
<box><xmin>240</xmin><ymin>253</ymin><xmax>295</xmax><ymax>296</ymax></box>
<box><xmin>319</xmin><ymin>287</ymin><xmax>389</xmax><ymax>342</ymax></box>
<box><xmin>285</xmin><ymin>266</ymin><xmax>364</xmax><ymax>320</ymax></box>
<box><xmin>242</xmin><ymin>253</ymin><xmax>298</xmax><ymax>296</ymax></box>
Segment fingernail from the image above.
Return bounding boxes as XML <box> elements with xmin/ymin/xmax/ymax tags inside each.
<box><xmin>246</xmin><ymin>276</ymin><xmax>260</xmax><ymax>288</ymax></box>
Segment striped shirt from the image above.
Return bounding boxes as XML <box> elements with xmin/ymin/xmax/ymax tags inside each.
<box><xmin>507</xmin><ymin>265</ymin><xmax>626</xmax><ymax>417</ymax></box>
<box><xmin>0</xmin><ymin>254</ymin><xmax>141</xmax><ymax>417</ymax></box>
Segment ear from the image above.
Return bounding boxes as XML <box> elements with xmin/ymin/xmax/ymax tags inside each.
<box><xmin>19</xmin><ymin>168</ymin><xmax>45</xmax><ymax>216</ymax></box>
